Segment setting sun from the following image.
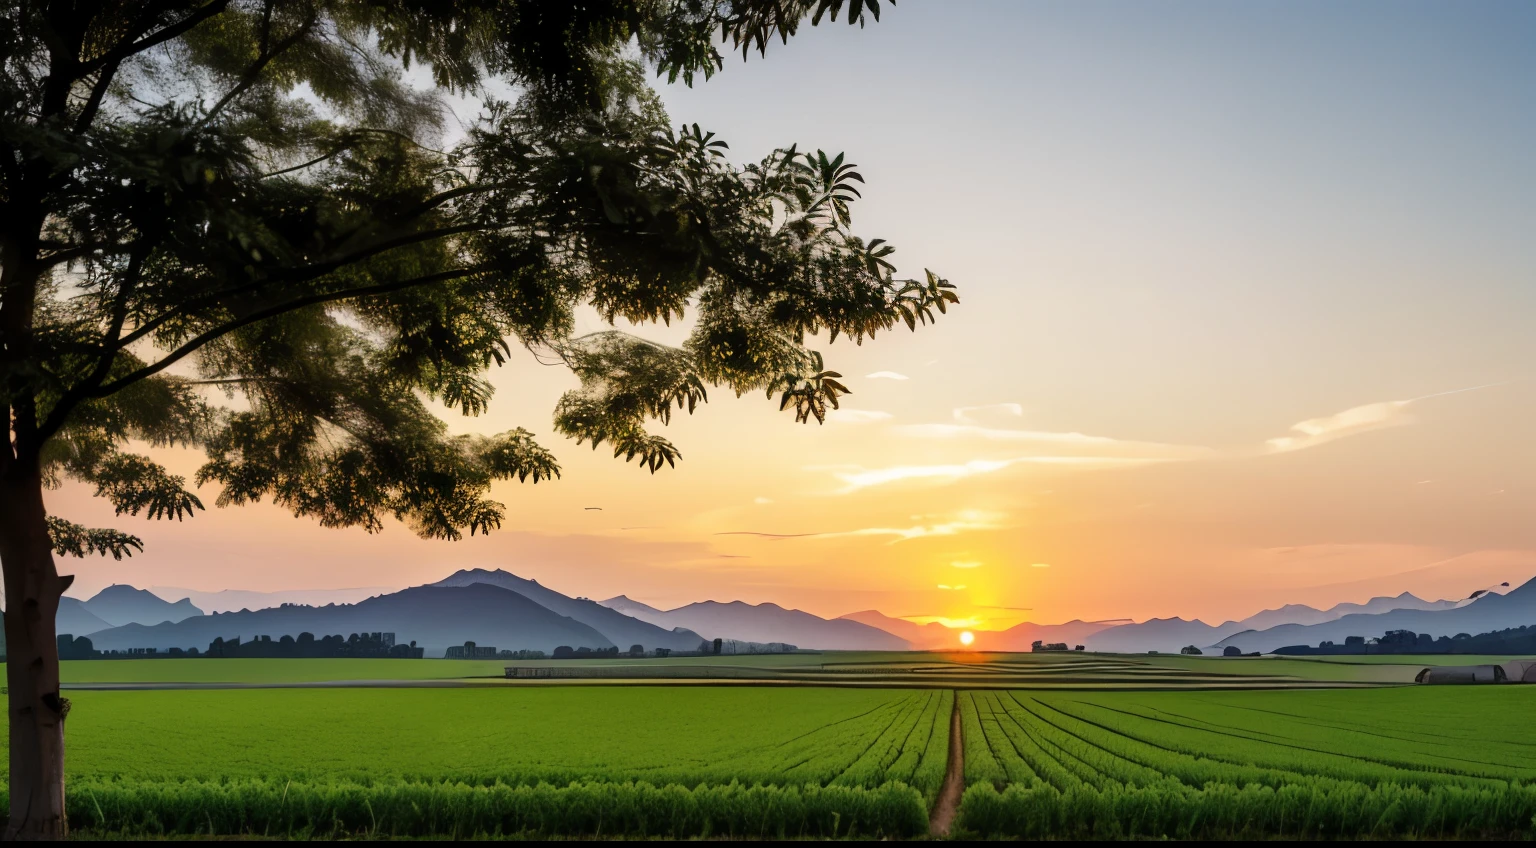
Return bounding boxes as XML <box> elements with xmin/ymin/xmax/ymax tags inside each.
<box><xmin>959</xmin><ymin>631</ymin><xmax>975</xmax><ymax>646</ymax></box>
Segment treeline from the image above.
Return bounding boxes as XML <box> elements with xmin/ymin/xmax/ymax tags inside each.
<box><xmin>57</xmin><ymin>632</ymin><xmax>424</xmax><ymax>660</ymax></box>
<box><xmin>1274</xmin><ymin>624</ymin><xmax>1536</xmax><ymax>656</ymax></box>
<box><xmin>207</xmin><ymin>633</ymin><xmax>424</xmax><ymax>659</ymax></box>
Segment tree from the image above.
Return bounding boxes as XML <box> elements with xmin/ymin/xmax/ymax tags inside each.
<box><xmin>0</xmin><ymin>0</ymin><xmax>956</xmax><ymax>836</ymax></box>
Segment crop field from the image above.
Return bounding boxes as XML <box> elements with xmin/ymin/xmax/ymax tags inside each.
<box><xmin>25</xmin><ymin>656</ymin><xmax>1536</xmax><ymax>839</ymax></box>
<box><xmin>958</xmin><ymin>687</ymin><xmax>1536</xmax><ymax>839</ymax></box>
<box><xmin>6</xmin><ymin>686</ymin><xmax>950</xmax><ymax>838</ymax></box>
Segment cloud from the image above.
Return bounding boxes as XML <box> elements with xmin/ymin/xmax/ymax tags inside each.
<box><xmin>825</xmin><ymin>408</ymin><xmax>893</xmax><ymax>424</ymax></box>
<box><xmin>866</xmin><ymin>371</ymin><xmax>908</xmax><ymax>380</ymax></box>
<box><xmin>936</xmin><ymin>584</ymin><xmax>967</xmax><ymax>590</ymax></box>
<box><xmin>715</xmin><ymin>510</ymin><xmax>1007</xmax><ymax>546</ymax></box>
<box><xmin>1031</xmin><ymin>562</ymin><xmax>1051</xmax><ymax>568</ymax></box>
<box><xmin>950</xmin><ymin>560</ymin><xmax>982</xmax><ymax>569</ymax></box>
<box><xmin>830</xmin><ymin>456</ymin><xmax>1175</xmax><ymax>493</ymax></box>
<box><xmin>1263</xmin><ymin>382</ymin><xmax>1509</xmax><ymax>455</ymax></box>
<box><xmin>1263</xmin><ymin>400</ymin><xmax>1414</xmax><ymax>453</ymax></box>
<box><xmin>753</xmin><ymin>497</ymin><xmax>773</xmax><ymax>505</ymax></box>
<box><xmin>952</xmin><ymin>403</ymin><xmax>1023</xmax><ymax>425</ymax></box>
<box><xmin>833</xmin><ymin>459</ymin><xmax>1014</xmax><ymax>492</ymax></box>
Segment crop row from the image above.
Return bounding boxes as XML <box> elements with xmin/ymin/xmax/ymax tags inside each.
<box><xmin>962</xmin><ymin>690</ymin><xmax>1532</xmax><ymax>794</ymax></box>
<box><xmin>43</xmin><ymin>778</ymin><xmax>928</xmax><ymax>839</ymax></box>
<box><xmin>956</xmin><ymin>689</ymin><xmax>1536</xmax><ymax>839</ymax></box>
<box><xmin>959</xmin><ymin>780</ymin><xmax>1536</xmax><ymax>839</ymax></box>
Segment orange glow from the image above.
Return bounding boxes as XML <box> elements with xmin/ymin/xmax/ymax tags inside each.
<box><xmin>959</xmin><ymin>630</ymin><xmax>975</xmax><ymax>646</ymax></box>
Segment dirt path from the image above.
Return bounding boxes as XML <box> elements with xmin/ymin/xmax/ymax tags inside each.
<box><xmin>928</xmin><ymin>691</ymin><xmax>965</xmax><ymax>838</ymax></box>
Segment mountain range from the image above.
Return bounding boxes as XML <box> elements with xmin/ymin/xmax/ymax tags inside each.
<box><xmin>1214</xmin><ymin>580</ymin><xmax>1536</xmax><ymax>654</ymax></box>
<box><xmin>86</xmin><ymin>584</ymin><xmax>612</xmax><ymax>656</ymax></box>
<box><xmin>80</xmin><ymin>584</ymin><xmax>203</xmax><ymax>627</ymax></box>
<box><xmin>430</xmin><ymin>569</ymin><xmax>704</xmax><ymax>653</ymax></box>
<box><xmin>1081</xmin><ymin>591</ymin><xmax>1474</xmax><ymax>654</ymax></box>
<box><xmin>602</xmin><ymin>596</ymin><xmax>908</xmax><ymax>650</ymax></box>
<box><xmin>27</xmin><ymin>569</ymin><xmax>1535</xmax><ymax>659</ymax></box>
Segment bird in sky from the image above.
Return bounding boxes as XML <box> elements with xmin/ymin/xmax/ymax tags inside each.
<box><xmin>584</xmin><ymin>507</ymin><xmax>603</xmax><ymax>511</ymax></box>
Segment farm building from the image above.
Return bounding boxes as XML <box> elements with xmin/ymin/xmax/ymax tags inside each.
<box><xmin>1414</xmin><ymin>660</ymin><xmax>1536</xmax><ymax>684</ymax></box>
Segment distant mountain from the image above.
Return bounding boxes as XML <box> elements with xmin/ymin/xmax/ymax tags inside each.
<box><xmin>1085</xmin><ymin>617</ymin><xmax>1245</xmax><ymax>655</ymax></box>
<box><xmin>839</xmin><ymin>610</ymin><xmax>958</xmax><ymax>650</ymax></box>
<box><xmin>80</xmin><ymin>585</ymin><xmax>202</xmax><ymax>627</ymax></box>
<box><xmin>599</xmin><ymin>598</ymin><xmax>909</xmax><ymax>651</ymax></box>
<box><xmin>973</xmin><ymin>619</ymin><xmax>1122</xmax><ymax>652</ymax></box>
<box><xmin>601</xmin><ymin>595</ymin><xmax>669</xmax><ymax>624</ymax></box>
<box><xmin>1235</xmin><ymin>593</ymin><xmax>1457</xmax><ymax>633</ymax></box>
<box><xmin>430</xmin><ymin>570</ymin><xmax>704</xmax><ymax>653</ymax></box>
<box><xmin>1215</xmin><ymin>577</ymin><xmax>1536</xmax><ymax>654</ymax></box>
<box><xmin>86</xmin><ymin>584</ymin><xmax>612</xmax><ymax>657</ymax></box>
<box><xmin>57</xmin><ymin>597</ymin><xmax>114</xmax><ymax>638</ymax></box>
<box><xmin>149</xmin><ymin>586</ymin><xmax>397</xmax><ymax>613</ymax></box>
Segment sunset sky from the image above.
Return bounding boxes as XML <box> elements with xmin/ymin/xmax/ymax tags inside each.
<box><xmin>52</xmin><ymin>0</ymin><xmax>1536</xmax><ymax>628</ymax></box>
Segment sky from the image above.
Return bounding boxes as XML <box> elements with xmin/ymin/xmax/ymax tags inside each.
<box><xmin>51</xmin><ymin>0</ymin><xmax>1536</xmax><ymax>629</ymax></box>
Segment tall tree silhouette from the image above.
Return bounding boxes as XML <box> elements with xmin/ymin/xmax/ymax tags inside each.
<box><xmin>0</xmin><ymin>0</ymin><xmax>955</xmax><ymax>835</ymax></box>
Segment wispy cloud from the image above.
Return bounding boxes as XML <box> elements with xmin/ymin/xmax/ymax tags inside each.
<box><xmin>953</xmin><ymin>403</ymin><xmax>1023</xmax><ymax>424</ymax></box>
<box><xmin>831</xmin><ymin>456</ymin><xmax>1173</xmax><ymax>493</ymax></box>
<box><xmin>715</xmin><ymin>510</ymin><xmax>1007</xmax><ymax>546</ymax></box>
<box><xmin>825</xmin><ymin>408</ymin><xmax>893</xmax><ymax>424</ymax></box>
<box><xmin>1031</xmin><ymin>562</ymin><xmax>1051</xmax><ymax>568</ymax></box>
<box><xmin>936</xmin><ymin>584</ymin><xmax>967</xmax><ymax>590</ymax></box>
<box><xmin>1264</xmin><ymin>382</ymin><xmax>1510</xmax><ymax>455</ymax></box>
<box><xmin>1264</xmin><ymin>400</ymin><xmax>1414</xmax><ymax>453</ymax></box>
<box><xmin>866</xmin><ymin>371</ymin><xmax>908</xmax><ymax>380</ymax></box>
<box><xmin>833</xmin><ymin>459</ymin><xmax>1013</xmax><ymax>492</ymax></box>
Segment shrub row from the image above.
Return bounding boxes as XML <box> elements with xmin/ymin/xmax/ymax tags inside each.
<box><xmin>958</xmin><ymin>780</ymin><xmax>1536</xmax><ymax>840</ymax></box>
<box><xmin>23</xmin><ymin>778</ymin><xmax>928</xmax><ymax>839</ymax></box>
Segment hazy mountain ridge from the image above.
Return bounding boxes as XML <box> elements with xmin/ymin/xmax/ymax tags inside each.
<box><xmin>56</xmin><ymin>597</ymin><xmax>114</xmax><ymax>639</ymax></box>
<box><xmin>431</xmin><ymin>570</ymin><xmax>705</xmax><ymax>652</ymax></box>
<box><xmin>149</xmin><ymin>586</ymin><xmax>397</xmax><ymax>613</ymax></box>
<box><xmin>85</xmin><ymin>584</ymin><xmax>613</xmax><ymax>657</ymax></box>
<box><xmin>838</xmin><ymin>610</ymin><xmax>958</xmax><ymax>650</ymax></box>
<box><xmin>80</xmin><ymin>585</ymin><xmax>203</xmax><ymax>627</ymax></box>
<box><xmin>600</xmin><ymin>597</ymin><xmax>908</xmax><ymax>651</ymax></box>
<box><xmin>1215</xmin><ymin>578</ymin><xmax>1536</xmax><ymax>654</ymax></box>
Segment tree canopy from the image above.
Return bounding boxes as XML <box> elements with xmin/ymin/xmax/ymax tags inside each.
<box><xmin>2</xmin><ymin>0</ymin><xmax>956</xmax><ymax>550</ymax></box>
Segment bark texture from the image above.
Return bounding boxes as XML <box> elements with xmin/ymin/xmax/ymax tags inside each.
<box><xmin>0</xmin><ymin>471</ymin><xmax>69</xmax><ymax>839</ymax></box>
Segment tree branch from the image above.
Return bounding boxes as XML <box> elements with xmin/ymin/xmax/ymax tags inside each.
<box><xmin>198</xmin><ymin>13</ymin><xmax>317</xmax><ymax>127</ymax></box>
<box><xmin>92</xmin><ymin>265</ymin><xmax>499</xmax><ymax>399</ymax></box>
<box><xmin>79</xmin><ymin>0</ymin><xmax>232</xmax><ymax>76</ymax></box>
<box><xmin>112</xmin><ymin>221</ymin><xmax>499</xmax><ymax>352</ymax></box>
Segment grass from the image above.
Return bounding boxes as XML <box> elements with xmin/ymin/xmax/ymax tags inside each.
<box><xmin>37</xmin><ymin>687</ymin><xmax>950</xmax><ymax>793</ymax></box>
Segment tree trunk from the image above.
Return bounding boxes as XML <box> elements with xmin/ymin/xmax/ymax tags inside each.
<box><xmin>0</xmin><ymin>470</ymin><xmax>69</xmax><ymax>839</ymax></box>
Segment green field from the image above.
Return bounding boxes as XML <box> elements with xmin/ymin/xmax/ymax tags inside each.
<box><xmin>54</xmin><ymin>687</ymin><xmax>951</xmax><ymax>791</ymax></box>
<box><xmin>59</xmin><ymin>649</ymin><xmax>1459</xmax><ymax>686</ymax></box>
<box><xmin>18</xmin><ymin>654</ymin><xmax>1536</xmax><ymax>838</ymax></box>
<box><xmin>12</xmin><ymin>685</ymin><xmax>949</xmax><ymax>838</ymax></box>
<box><xmin>958</xmin><ymin>686</ymin><xmax>1536</xmax><ymax>838</ymax></box>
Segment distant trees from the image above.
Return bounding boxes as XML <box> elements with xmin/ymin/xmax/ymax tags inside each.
<box><xmin>1275</xmin><ymin>624</ymin><xmax>1536</xmax><ymax>657</ymax></box>
<box><xmin>1180</xmin><ymin>646</ymin><xmax>1203</xmax><ymax>656</ymax></box>
<box><xmin>1031</xmin><ymin>641</ymin><xmax>1069</xmax><ymax>653</ymax></box>
<box><xmin>207</xmin><ymin>632</ymin><xmax>420</xmax><ymax>659</ymax></box>
<box><xmin>628</xmin><ymin>644</ymin><xmax>645</xmax><ymax>658</ymax></box>
<box><xmin>1223</xmin><ymin>646</ymin><xmax>1241</xmax><ymax>657</ymax></box>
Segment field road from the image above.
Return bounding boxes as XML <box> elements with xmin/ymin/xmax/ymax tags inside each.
<box><xmin>928</xmin><ymin>693</ymin><xmax>965</xmax><ymax>837</ymax></box>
